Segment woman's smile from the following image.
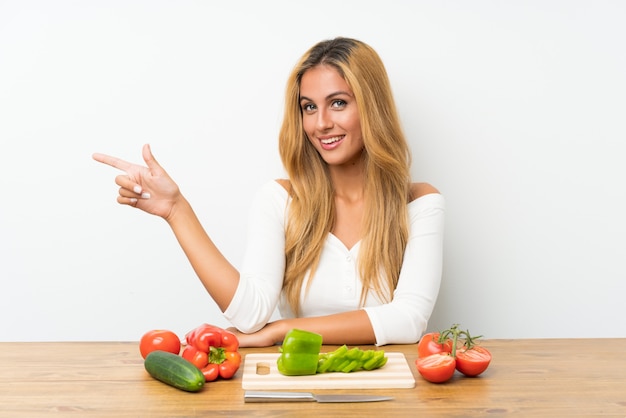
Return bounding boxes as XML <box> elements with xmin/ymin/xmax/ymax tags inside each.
<box><xmin>319</xmin><ymin>135</ymin><xmax>345</xmax><ymax>149</ymax></box>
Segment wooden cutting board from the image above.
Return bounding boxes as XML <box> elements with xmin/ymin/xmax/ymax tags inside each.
<box><xmin>241</xmin><ymin>352</ymin><xmax>415</xmax><ymax>390</ymax></box>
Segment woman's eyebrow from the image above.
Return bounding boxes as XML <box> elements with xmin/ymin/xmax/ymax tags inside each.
<box><xmin>300</xmin><ymin>91</ymin><xmax>353</xmax><ymax>102</ymax></box>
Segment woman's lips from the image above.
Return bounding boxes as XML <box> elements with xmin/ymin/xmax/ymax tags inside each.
<box><xmin>319</xmin><ymin>135</ymin><xmax>344</xmax><ymax>150</ymax></box>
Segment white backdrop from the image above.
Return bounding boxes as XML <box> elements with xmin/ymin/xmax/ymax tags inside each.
<box><xmin>1</xmin><ymin>0</ymin><xmax>625</xmax><ymax>342</ymax></box>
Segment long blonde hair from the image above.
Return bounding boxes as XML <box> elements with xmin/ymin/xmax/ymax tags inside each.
<box><xmin>278</xmin><ymin>37</ymin><xmax>412</xmax><ymax>315</ymax></box>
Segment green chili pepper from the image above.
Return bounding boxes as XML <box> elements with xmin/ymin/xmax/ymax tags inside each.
<box><xmin>276</xmin><ymin>329</ymin><xmax>323</xmax><ymax>376</ymax></box>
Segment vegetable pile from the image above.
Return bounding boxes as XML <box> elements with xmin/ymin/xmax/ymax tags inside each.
<box><xmin>140</xmin><ymin>323</ymin><xmax>241</xmax><ymax>392</ymax></box>
<box><xmin>276</xmin><ymin>328</ymin><xmax>388</xmax><ymax>376</ymax></box>
<box><xmin>415</xmin><ymin>324</ymin><xmax>492</xmax><ymax>384</ymax></box>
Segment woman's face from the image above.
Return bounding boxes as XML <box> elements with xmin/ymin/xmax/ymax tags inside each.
<box><xmin>299</xmin><ymin>65</ymin><xmax>364</xmax><ymax>167</ymax></box>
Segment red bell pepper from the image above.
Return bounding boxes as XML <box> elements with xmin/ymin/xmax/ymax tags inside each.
<box><xmin>182</xmin><ymin>323</ymin><xmax>241</xmax><ymax>381</ymax></box>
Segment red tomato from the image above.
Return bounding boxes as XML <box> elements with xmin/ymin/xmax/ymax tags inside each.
<box><xmin>455</xmin><ymin>346</ymin><xmax>492</xmax><ymax>377</ymax></box>
<box><xmin>139</xmin><ymin>329</ymin><xmax>181</xmax><ymax>359</ymax></box>
<box><xmin>415</xmin><ymin>353</ymin><xmax>456</xmax><ymax>383</ymax></box>
<box><xmin>418</xmin><ymin>332</ymin><xmax>453</xmax><ymax>358</ymax></box>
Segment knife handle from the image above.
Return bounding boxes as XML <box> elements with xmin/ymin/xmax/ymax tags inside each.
<box><xmin>244</xmin><ymin>390</ymin><xmax>316</xmax><ymax>402</ymax></box>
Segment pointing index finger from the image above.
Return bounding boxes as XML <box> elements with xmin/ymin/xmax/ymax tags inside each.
<box><xmin>92</xmin><ymin>152</ymin><xmax>133</xmax><ymax>172</ymax></box>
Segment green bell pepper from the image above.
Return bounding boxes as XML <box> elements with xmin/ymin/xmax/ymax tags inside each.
<box><xmin>317</xmin><ymin>345</ymin><xmax>388</xmax><ymax>373</ymax></box>
<box><xmin>276</xmin><ymin>329</ymin><xmax>323</xmax><ymax>376</ymax></box>
<box><xmin>276</xmin><ymin>328</ymin><xmax>388</xmax><ymax>376</ymax></box>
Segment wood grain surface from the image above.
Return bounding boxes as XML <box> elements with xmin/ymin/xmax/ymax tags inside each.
<box><xmin>1</xmin><ymin>339</ymin><xmax>626</xmax><ymax>417</ymax></box>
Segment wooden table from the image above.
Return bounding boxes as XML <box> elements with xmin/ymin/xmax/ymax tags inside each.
<box><xmin>1</xmin><ymin>339</ymin><xmax>625</xmax><ymax>416</ymax></box>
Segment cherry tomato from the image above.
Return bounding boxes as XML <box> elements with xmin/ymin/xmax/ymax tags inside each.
<box><xmin>455</xmin><ymin>346</ymin><xmax>492</xmax><ymax>377</ymax></box>
<box><xmin>415</xmin><ymin>353</ymin><xmax>456</xmax><ymax>383</ymax></box>
<box><xmin>139</xmin><ymin>329</ymin><xmax>181</xmax><ymax>359</ymax></box>
<box><xmin>417</xmin><ymin>332</ymin><xmax>453</xmax><ymax>358</ymax></box>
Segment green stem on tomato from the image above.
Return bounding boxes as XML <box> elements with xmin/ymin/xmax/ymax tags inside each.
<box><xmin>437</xmin><ymin>324</ymin><xmax>483</xmax><ymax>358</ymax></box>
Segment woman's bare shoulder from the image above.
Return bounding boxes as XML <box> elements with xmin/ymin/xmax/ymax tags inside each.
<box><xmin>410</xmin><ymin>182</ymin><xmax>440</xmax><ymax>201</ymax></box>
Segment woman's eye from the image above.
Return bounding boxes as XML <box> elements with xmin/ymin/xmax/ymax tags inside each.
<box><xmin>331</xmin><ymin>99</ymin><xmax>347</xmax><ymax>109</ymax></box>
<box><xmin>302</xmin><ymin>103</ymin><xmax>316</xmax><ymax>112</ymax></box>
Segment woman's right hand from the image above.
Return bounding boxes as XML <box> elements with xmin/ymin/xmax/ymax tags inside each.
<box><xmin>92</xmin><ymin>144</ymin><xmax>181</xmax><ymax>220</ymax></box>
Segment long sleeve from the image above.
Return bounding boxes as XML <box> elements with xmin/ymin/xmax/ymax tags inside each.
<box><xmin>223</xmin><ymin>181</ymin><xmax>445</xmax><ymax>344</ymax></box>
<box><xmin>363</xmin><ymin>193</ymin><xmax>445</xmax><ymax>345</ymax></box>
<box><xmin>222</xmin><ymin>180</ymin><xmax>289</xmax><ymax>333</ymax></box>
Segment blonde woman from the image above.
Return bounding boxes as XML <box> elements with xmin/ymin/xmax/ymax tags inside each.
<box><xmin>93</xmin><ymin>37</ymin><xmax>445</xmax><ymax>347</ymax></box>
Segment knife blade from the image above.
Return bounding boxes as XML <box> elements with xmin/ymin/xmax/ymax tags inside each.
<box><xmin>244</xmin><ymin>390</ymin><xmax>393</xmax><ymax>403</ymax></box>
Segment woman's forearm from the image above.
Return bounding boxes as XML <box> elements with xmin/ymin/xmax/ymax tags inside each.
<box><xmin>165</xmin><ymin>196</ymin><xmax>240</xmax><ymax>311</ymax></box>
<box><xmin>236</xmin><ymin>310</ymin><xmax>376</xmax><ymax>347</ymax></box>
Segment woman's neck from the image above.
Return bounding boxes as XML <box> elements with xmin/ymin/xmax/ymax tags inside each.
<box><xmin>329</xmin><ymin>160</ymin><xmax>366</xmax><ymax>203</ymax></box>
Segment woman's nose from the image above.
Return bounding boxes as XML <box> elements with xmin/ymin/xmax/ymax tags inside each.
<box><xmin>316</xmin><ymin>110</ymin><xmax>333</xmax><ymax>130</ymax></box>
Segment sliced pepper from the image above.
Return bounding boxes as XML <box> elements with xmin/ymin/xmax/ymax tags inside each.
<box><xmin>183</xmin><ymin>323</ymin><xmax>241</xmax><ymax>381</ymax></box>
<box><xmin>277</xmin><ymin>329</ymin><xmax>323</xmax><ymax>376</ymax></box>
<box><xmin>317</xmin><ymin>345</ymin><xmax>388</xmax><ymax>373</ymax></box>
<box><xmin>276</xmin><ymin>329</ymin><xmax>388</xmax><ymax>376</ymax></box>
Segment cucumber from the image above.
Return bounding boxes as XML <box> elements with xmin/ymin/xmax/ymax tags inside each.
<box><xmin>144</xmin><ymin>350</ymin><xmax>205</xmax><ymax>392</ymax></box>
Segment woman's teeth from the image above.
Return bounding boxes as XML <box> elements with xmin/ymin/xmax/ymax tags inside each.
<box><xmin>321</xmin><ymin>136</ymin><xmax>343</xmax><ymax>144</ymax></box>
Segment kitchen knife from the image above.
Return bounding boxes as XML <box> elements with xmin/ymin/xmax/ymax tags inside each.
<box><xmin>244</xmin><ymin>390</ymin><xmax>393</xmax><ymax>403</ymax></box>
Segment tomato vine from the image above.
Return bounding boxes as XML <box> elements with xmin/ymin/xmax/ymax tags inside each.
<box><xmin>437</xmin><ymin>324</ymin><xmax>483</xmax><ymax>358</ymax></box>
